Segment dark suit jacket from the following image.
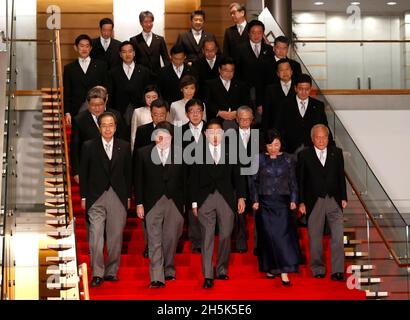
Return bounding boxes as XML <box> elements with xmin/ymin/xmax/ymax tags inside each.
<box><xmin>262</xmin><ymin>79</ymin><xmax>296</xmax><ymax>131</ymax></box>
<box><xmin>223</xmin><ymin>24</ymin><xmax>249</xmax><ymax>62</ymax></box>
<box><xmin>190</xmin><ymin>143</ymin><xmax>246</xmax><ymax>211</ymax></box>
<box><xmin>175</xmin><ymin>30</ymin><xmax>219</xmax><ymax>63</ymax></box>
<box><xmin>80</xmin><ymin>137</ymin><xmax>132</xmax><ymax>212</ymax></box>
<box><xmin>108</xmin><ymin>63</ymin><xmax>152</xmax><ymax>115</ymax></box>
<box><xmin>275</xmin><ymin>96</ymin><xmax>333</xmax><ymax>154</ymax></box>
<box><xmin>236</xmin><ymin>41</ymin><xmax>275</xmax><ymax>107</ymax></box>
<box><xmin>70</xmin><ymin>108</ymin><xmax>125</xmax><ymax>176</ymax></box>
<box><xmin>133</xmin><ymin>121</ymin><xmax>155</xmax><ymax>153</ymax></box>
<box><xmin>135</xmin><ymin>144</ymin><xmax>186</xmax><ymax>215</ymax></box>
<box><xmin>130</xmin><ymin>33</ymin><xmax>170</xmax><ymax>77</ymax></box>
<box><xmin>264</xmin><ymin>57</ymin><xmax>302</xmax><ymax>85</ymax></box>
<box><xmin>90</xmin><ymin>37</ymin><xmax>121</xmax><ymax>70</ymax></box>
<box><xmin>192</xmin><ymin>55</ymin><xmax>221</xmax><ymax>100</ymax></box>
<box><xmin>63</xmin><ymin>58</ymin><xmax>108</xmax><ymax>116</ymax></box>
<box><xmin>297</xmin><ymin>145</ymin><xmax>347</xmax><ymax>218</ymax></box>
<box><xmin>204</xmin><ymin>77</ymin><xmax>249</xmax><ymax>120</ymax></box>
<box><xmin>157</xmin><ymin>62</ymin><xmax>195</xmax><ymax>104</ymax></box>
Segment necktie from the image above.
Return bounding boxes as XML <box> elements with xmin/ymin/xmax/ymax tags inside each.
<box><xmin>81</xmin><ymin>59</ymin><xmax>87</xmax><ymax>73</ymax></box>
<box><xmin>194</xmin><ymin>31</ymin><xmax>201</xmax><ymax>44</ymax></box>
<box><xmin>300</xmin><ymin>101</ymin><xmax>306</xmax><ymax>117</ymax></box>
<box><xmin>145</xmin><ymin>33</ymin><xmax>151</xmax><ymax>46</ymax></box>
<box><xmin>193</xmin><ymin>127</ymin><xmax>199</xmax><ymax>141</ymax></box>
<box><xmin>243</xmin><ymin>131</ymin><xmax>250</xmax><ymax>146</ymax></box>
<box><xmin>213</xmin><ymin>147</ymin><xmax>219</xmax><ymax>164</ymax></box>
<box><xmin>254</xmin><ymin>44</ymin><xmax>260</xmax><ymax>58</ymax></box>
<box><xmin>127</xmin><ymin>65</ymin><xmax>132</xmax><ymax>79</ymax></box>
<box><xmin>104</xmin><ymin>39</ymin><xmax>109</xmax><ymax>51</ymax></box>
<box><xmin>105</xmin><ymin>143</ymin><xmax>111</xmax><ymax>160</ymax></box>
<box><xmin>319</xmin><ymin>150</ymin><xmax>325</xmax><ymax>166</ymax></box>
<box><xmin>238</xmin><ymin>25</ymin><xmax>243</xmax><ymax>36</ymax></box>
<box><xmin>208</xmin><ymin>59</ymin><xmax>214</xmax><ymax>69</ymax></box>
<box><xmin>283</xmin><ymin>83</ymin><xmax>290</xmax><ymax>95</ymax></box>
<box><xmin>160</xmin><ymin>149</ymin><xmax>165</xmax><ymax>166</ymax></box>
<box><xmin>176</xmin><ymin>66</ymin><xmax>181</xmax><ymax>78</ymax></box>
<box><xmin>223</xmin><ymin>80</ymin><xmax>229</xmax><ymax>91</ymax></box>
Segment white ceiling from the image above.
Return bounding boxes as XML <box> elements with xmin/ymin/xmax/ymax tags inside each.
<box><xmin>292</xmin><ymin>0</ymin><xmax>410</xmax><ymax>14</ymax></box>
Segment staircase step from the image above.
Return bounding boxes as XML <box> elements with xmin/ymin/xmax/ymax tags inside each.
<box><xmin>350</xmin><ymin>264</ymin><xmax>375</xmax><ymax>271</ymax></box>
<box><xmin>42</xmin><ymin>101</ymin><xmax>62</xmax><ymax>108</ymax></box>
<box><xmin>43</xmin><ymin>116</ymin><xmax>60</xmax><ymax>122</ymax></box>
<box><xmin>46</xmin><ymin>219</ymin><xmax>68</xmax><ymax>227</ymax></box>
<box><xmin>359</xmin><ymin>277</ymin><xmax>382</xmax><ymax>284</ymax></box>
<box><xmin>365</xmin><ymin>290</ymin><xmax>389</xmax><ymax>298</ymax></box>
<box><xmin>46</xmin><ymin>256</ymin><xmax>75</xmax><ymax>264</ymax></box>
<box><xmin>47</xmin><ymin>243</ymin><xmax>73</xmax><ymax>251</ymax></box>
<box><xmin>44</xmin><ymin>177</ymin><xmax>64</xmax><ymax>186</ymax></box>
<box><xmin>44</xmin><ymin>149</ymin><xmax>63</xmax><ymax>155</ymax></box>
<box><xmin>46</xmin><ymin>265</ymin><xmax>77</xmax><ymax>276</ymax></box>
<box><xmin>47</xmin><ymin>230</ymin><xmax>72</xmax><ymax>239</ymax></box>
<box><xmin>43</xmin><ymin>124</ymin><xmax>60</xmax><ymax>130</ymax></box>
<box><xmin>345</xmin><ymin>251</ymin><xmax>369</xmax><ymax>257</ymax></box>
<box><xmin>45</xmin><ymin>208</ymin><xmax>67</xmax><ymax>217</ymax></box>
<box><xmin>344</xmin><ymin>227</ymin><xmax>356</xmax><ymax>233</ymax></box>
<box><xmin>44</xmin><ymin>158</ymin><xmax>63</xmax><ymax>164</ymax></box>
<box><xmin>43</xmin><ymin>140</ymin><xmax>62</xmax><ymax>146</ymax></box>
<box><xmin>46</xmin><ymin>282</ymin><xmax>77</xmax><ymax>290</ymax></box>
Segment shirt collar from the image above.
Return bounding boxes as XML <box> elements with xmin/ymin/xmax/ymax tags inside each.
<box><xmin>123</xmin><ymin>61</ymin><xmax>135</xmax><ymax>69</ymax></box>
<box><xmin>101</xmin><ymin>36</ymin><xmax>110</xmax><ymax>43</ymax></box>
<box><xmin>102</xmin><ymin>137</ymin><xmax>113</xmax><ymax>146</ymax></box>
<box><xmin>192</xmin><ymin>29</ymin><xmax>202</xmax><ymax>36</ymax></box>
<box><xmin>250</xmin><ymin>40</ymin><xmax>261</xmax><ymax>47</ymax></box>
<box><xmin>237</xmin><ymin>20</ymin><xmax>247</xmax><ymax>29</ymax></box>
<box><xmin>314</xmin><ymin>146</ymin><xmax>327</xmax><ymax>156</ymax></box>
<box><xmin>281</xmin><ymin>80</ymin><xmax>292</xmax><ymax>87</ymax></box>
<box><xmin>142</xmin><ymin>31</ymin><xmax>152</xmax><ymax>37</ymax></box>
<box><xmin>296</xmin><ymin>96</ymin><xmax>309</xmax><ymax>106</ymax></box>
<box><xmin>189</xmin><ymin>121</ymin><xmax>203</xmax><ymax>131</ymax></box>
<box><xmin>78</xmin><ymin>56</ymin><xmax>91</xmax><ymax>63</ymax></box>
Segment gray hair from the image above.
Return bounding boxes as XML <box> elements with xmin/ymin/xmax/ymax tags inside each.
<box><xmin>229</xmin><ymin>2</ymin><xmax>246</xmax><ymax>13</ymax></box>
<box><xmin>87</xmin><ymin>86</ymin><xmax>108</xmax><ymax>102</ymax></box>
<box><xmin>311</xmin><ymin>124</ymin><xmax>329</xmax><ymax>139</ymax></box>
<box><xmin>139</xmin><ymin>11</ymin><xmax>154</xmax><ymax>24</ymax></box>
<box><xmin>237</xmin><ymin>105</ymin><xmax>254</xmax><ymax>118</ymax></box>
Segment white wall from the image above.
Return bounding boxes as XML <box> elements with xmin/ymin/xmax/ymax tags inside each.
<box><xmin>113</xmin><ymin>0</ymin><xmax>165</xmax><ymax>41</ymax></box>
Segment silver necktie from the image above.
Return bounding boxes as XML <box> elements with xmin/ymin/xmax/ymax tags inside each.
<box><xmin>300</xmin><ymin>101</ymin><xmax>306</xmax><ymax>117</ymax></box>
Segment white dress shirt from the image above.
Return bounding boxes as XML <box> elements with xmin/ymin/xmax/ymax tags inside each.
<box><xmin>209</xmin><ymin>143</ymin><xmax>221</xmax><ymax>164</ymax></box>
<box><xmin>237</xmin><ymin>21</ymin><xmax>247</xmax><ymax>36</ymax></box>
<box><xmin>102</xmin><ymin>137</ymin><xmax>113</xmax><ymax>160</ymax></box>
<box><xmin>239</xmin><ymin>128</ymin><xmax>251</xmax><ymax>148</ymax></box>
<box><xmin>173</xmin><ymin>63</ymin><xmax>184</xmax><ymax>78</ymax></box>
<box><xmin>156</xmin><ymin>145</ymin><xmax>170</xmax><ymax>166</ymax></box>
<box><xmin>189</xmin><ymin>121</ymin><xmax>204</xmax><ymax>143</ymax></box>
<box><xmin>296</xmin><ymin>96</ymin><xmax>309</xmax><ymax>117</ymax></box>
<box><xmin>192</xmin><ymin>29</ymin><xmax>202</xmax><ymax>44</ymax></box>
<box><xmin>78</xmin><ymin>56</ymin><xmax>91</xmax><ymax>74</ymax></box>
<box><xmin>314</xmin><ymin>146</ymin><xmax>327</xmax><ymax>167</ymax></box>
<box><xmin>220</xmin><ymin>76</ymin><xmax>231</xmax><ymax>91</ymax></box>
<box><xmin>101</xmin><ymin>36</ymin><xmax>111</xmax><ymax>51</ymax></box>
<box><xmin>123</xmin><ymin>62</ymin><xmax>135</xmax><ymax>80</ymax></box>
<box><xmin>250</xmin><ymin>40</ymin><xmax>261</xmax><ymax>57</ymax></box>
<box><xmin>143</xmin><ymin>31</ymin><xmax>152</xmax><ymax>47</ymax></box>
<box><xmin>281</xmin><ymin>80</ymin><xmax>292</xmax><ymax>96</ymax></box>
<box><xmin>207</xmin><ymin>57</ymin><xmax>216</xmax><ymax>69</ymax></box>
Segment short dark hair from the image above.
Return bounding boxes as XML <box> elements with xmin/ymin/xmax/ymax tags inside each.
<box><xmin>191</xmin><ymin>9</ymin><xmax>206</xmax><ymax>20</ymax></box>
<box><xmin>99</xmin><ymin>17</ymin><xmax>114</xmax><ymax>29</ymax></box>
<box><xmin>170</xmin><ymin>44</ymin><xmax>185</xmax><ymax>56</ymax></box>
<box><xmin>219</xmin><ymin>56</ymin><xmax>235</xmax><ymax>67</ymax></box>
<box><xmin>185</xmin><ymin>98</ymin><xmax>205</xmax><ymax>113</ymax></box>
<box><xmin>97</xmin><ymin>111</ymin><xmax>117</xmax><ymax>126</ymax></box>
<box><xmin>276</xmin><ymin>58</ymin><xmax>293</xmax><ymax>70</ymax></box>
<box><xmin>155</xmin><ymin>121</ymin><xmax>174</xmax><ymax>138</ymax></box>
<box><xmin>296</xmin><ymin>74</ymin><xmax>312</xmax><ymax>86</ymax></box>
<box><xmin>119</xmin><ymin>40</ymin><xmax>135</xmax><ymax>52</ymax></box>
<box><xmin>142</xmin><ymin>84</ymin><xmax>160</xmax><ymax>106</ymax></box>
<box><xmin>139</xmin><ymin>11</ymin><xmax>154</xmax><ymax>24</ymax></box>
<box><xmin>247</xmin><ymin>20</ymin><xmax>265</xmax><ymax>33</ymax></box>
<box><xmin>274</xmin><ymin>35</ymin><xmax>290</xmax><ymax>46</ymax></box>
<box><xmin>150</xmin><ymin>98</ymin><xmax>169</xmax><ymax>112</ymax></box>
<box><xmin>179</xmin><ymin>75</ymin><xmax>197</xmax><ymax>90</ymax></box>
<box><xmin>202</xmin><ymin>38</ymin><xmax>217</xmax><ymax>49</ymax></box>
<box><xmin>263</xmin><ymin>129</ymin><xmax>282</xmax><ymax>151</ymax></box>
<box><xmin>206</xmin><ymin>118</ymin><xmax>223</xmax><ymax>129</ymax></box>
<box><xmin>75</xmin><ymin>34</ymin><xmax>92</xmax><ymax>46</ymax></box>
<box><xmin>87</xmin><ymin>86</ymin><xmax>108</xmax><ymax>102</ymax></box>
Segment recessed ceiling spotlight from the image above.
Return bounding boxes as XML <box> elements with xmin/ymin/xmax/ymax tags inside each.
<box><xmin>386</xmin><ymin>2</ymin><xmax>397</xmax><ymax>5</ymax></box>
<box><xmin>351</xmin><ymin>2</ymin><xmax>360</xmax><ymax>5</ymax></box>
<box><xmin>314</xmin><ymin>1</ymin><xmax>324</xmax><ymax>5</ymax></box>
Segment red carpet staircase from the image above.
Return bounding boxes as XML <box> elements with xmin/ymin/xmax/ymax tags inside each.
<box><xmin>67</xmin><ymin>126</ymin><xmax>365</xmax><ymax>300</ymax></box>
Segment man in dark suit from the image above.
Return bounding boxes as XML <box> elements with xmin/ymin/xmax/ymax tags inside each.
<box><xmin>80</xmin><ymin>112</ymin><xmax>132</xmax><ymax>288</ymax></box>
<box><xmin>157</xmin><ymin>45</ymin><xmax>195</xmax><ymax>104</ymax></box>
<box><xmin>236</xmin><ymin>20</ymin><xmax>275</xmax><ymax>119</ymax></box>
<box><xmin>135</xmin><ymin>121</ymin><xmax>185</xmax><ymax>288</ymax></box>
<box><xmin>70</xmin><ymin>86</ymin><xmax>125</xmax><ymax>184</ymax></box>
<box><xmin>275</xmin><ymin>74</ymin><xmax>333</xmax><ymax>154</ymax></box>
<box><xmin>90</xmin><ymin>18</ymin><xmax>121</xmax><ymax>71</ymax></box>
<box><xmin>223</xmin><ymin>2</ymin><xmax>248</xmax><ymax>62</ymax></box>
<box><xmin>175</xmin><ymin>10</ymin><xmax>219</xmax><ymax>64</ymax></box>
<box><xmin>180</xmin><ymin>99</ymin><xmax>207</xmax><ymax>253</ymax></box>
<box><xmin>190</xmin><ymin>119</ymin><xmax>246</xmax><ymax>289</ymax></box>
<box><xmin>297</xmin><ymin>124</ymin><xmax>347</xmax><ymax>281</ymax></box>
<box><xmin>63</xmin><ymin>34</ymin><xmax>108</xmax><ymax>125</ymax></box>
<box><xmin>262</xmin><ymin>58</ymin><xmax>296</xmax><ymax>131</ymax></box>
<box><xmin>130</xmin><ymin>11</ymin><xmax>170</xmax><ymax>79</ymax></box>
<box><xmin>108</xmin><ymin>41</ymin><xmax>152</xmax><ymax>126</ymax></box>
<box><xmin>192</xmin><ymin>39</ymin><xmax>221</xmax><ymax>101</ymax></box>
<box><xmin>204</xmin><ymin>56</ymin><xmax>249</xmax><ymax>129</ymax></box>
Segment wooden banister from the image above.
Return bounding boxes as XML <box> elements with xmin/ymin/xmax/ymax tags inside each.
<box><xmin>54</xmin><ymin>29</ymin><xmax>74</xmax><ymax>223</ymax></box>
<box><xmin>80</xmin><ymin>263</ymin><xmax>90</xmax><ymax>300</ymax></box>
<box><xmin>345</xmin><ymin>172</ymin><xmax>410</xmax><ymax>268</ymax></box>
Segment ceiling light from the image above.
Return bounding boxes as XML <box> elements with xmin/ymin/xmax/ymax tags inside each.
<box><xmin>386</xmin><ymin>2</ymin><xmax>397</xmax><ymax>5</ymax></box>
<box><xmin>314</xmin><ymin>1</ymin><xmax>324</xmax><ymax>5</ymax></box>
<box><xmin>351</xmin><ymin>2</ymin><xmax>360</xmax><ymax>5</ymax></box>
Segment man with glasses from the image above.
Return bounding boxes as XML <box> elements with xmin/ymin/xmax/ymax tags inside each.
<box><xmin>190</xmin><ymin>119</ymin><xmax>246</xmax><ymax>289</ymax></box>
<box><xmin>223</xmin><ymin>2</ymin><xmax>248</xmax><ymax>62</ymax></box>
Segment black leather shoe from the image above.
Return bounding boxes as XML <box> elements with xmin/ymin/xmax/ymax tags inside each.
<box><xmin>165</xmin><ymin>276</ymin><xmax>176</xmax><ymax>281</ymax></box>
<box><xmin>203</xmin><ymin>278</ymin><xmax>214</xmax><ymax>289</ymax></box>
<box><xmin>149</xmin><ymin>281</ymin><xmax>165</xmax><ymax>288</ymax></box>
<box><xmin>90</xmin><ymin>276</ymin><xmax>104</xmax><ymax>287</ymax></box>
<box><xmin>281</xmin><ymin>279</ymin><xmax>291</xmax><ymax>286</ymax></box>
<box><xmin>142</xmin><ymin>245</ymin><xmax>149</xmax><ymax>258</ymax></box>
<box><xmin>266</xmin><ymin>273</ymin><xmax>276</xmax><ymax>279</ymax></box>
<box><xmin>192</xmin><ymin>248</ymin><xmax>201</xmax><ymax>254</ymax></box>
<box><xmin>314</xmin><ymin>273</ymin><xmax>325</xmax><ymax>279</ymax></box>
<box><xmin>331</xmin><ymin>273</ymin><xmax>346</xmax><ymax>281</ymax></box>
<box><xmin>103</xmin><ymin>275</ymin><xmax>119</xmax><ymax>282</ymax></box>
<box><xmin>216</xmin><ymin>274</ymin><xmax>229</xmax><ymax>280</ymax></box>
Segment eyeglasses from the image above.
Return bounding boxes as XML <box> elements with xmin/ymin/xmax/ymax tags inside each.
<box><xmin>188</xmin><ymin>110</ymin><xmax>203</xmax><ymax>115</ymax></box>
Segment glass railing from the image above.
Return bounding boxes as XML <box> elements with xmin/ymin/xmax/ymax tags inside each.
<box><xmin>260</xmin><ymin>7</ymin><xmax>410</xmax><ymax>298</ymax></box>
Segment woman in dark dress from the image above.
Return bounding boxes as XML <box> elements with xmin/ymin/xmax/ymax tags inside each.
<box><xmin>249</xmin><ymin>129</ymin><xmax>301</xmax><ymax>285</ymax></box>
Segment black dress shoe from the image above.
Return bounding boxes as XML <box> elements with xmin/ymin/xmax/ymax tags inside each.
<box><xmin>149</xmin><ymin>281</ymin><xmax>165</xmax><ymax>288</ymax></box>
<box><xmin>203</xmin><ymin>278</ymin><xmax>214</xmax><ymax>289</ymax></box>
<box><xmin>103</xmin><ymin>275</ymin><xmax>119</xmax><ymax>282</ymax></box>
<box><xmin>142</xmin><ymin>245</ymin><xmax>149</xmax><ymax>258</ymax></box>
<box><xmin>192</xmin><ymin>248</ymin><xmax>201</xmax><ymax>254</ymax></box>
<box><xmin>266</xmin><ymin>273</ymin><xmax>276</xmax><ymax>279</ymax></box>
<box><xmin>281</xmin><ymin>280</ymin><xmax>291</xmax><ymax>286</ymax></box>
<box><xmin>165</xmin><ymin>276</ymin><xmax>176</xmax><ymax>281</ymax></box>
<box><xmin>314</xmin><ymin>273</ymin><xmax>325</xmax><ymax>279</ymax></box>
<box><xmin>331</xmin><ymin>272</ymin><xmax>346</xmax><ymax>281</ymax></box>
<box><xmin>216</xmin><ymin>274</ymin><xmax>229</xmax><ymax>280</ymax></box>
<box><xmin>90</xmin><ymin>276</ymin><xmax>104</xmax><ymax>287</ymax></box>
